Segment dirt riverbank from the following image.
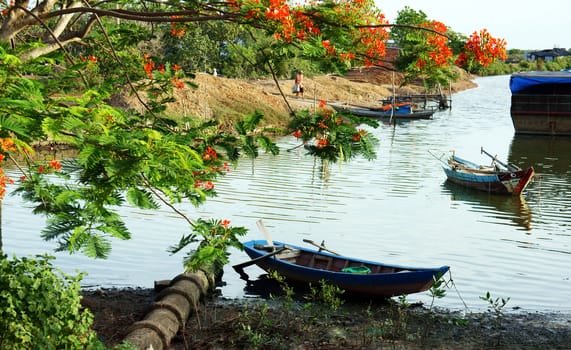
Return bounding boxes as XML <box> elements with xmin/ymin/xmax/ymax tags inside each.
<box><xmin>118</xmin><ymin>67</ymin><xmax>477</xmax><ymax>131</ymax></box>
<box><xmin>82</xmin><ymin>287</ymin><xmax>570</xmax><ymax>349</ymax></box>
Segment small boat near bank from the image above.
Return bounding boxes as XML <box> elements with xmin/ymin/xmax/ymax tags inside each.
<box><xmin>440</xmin><ymin>148</ymin><xmax>535</xmax><ymax>195</ymax></box>
<box><xmin>331</xmin><ymin>102</ymin><xmax>436</xmax><ymax>120</ymax></box>
<box><xmin>234</xmin><ymin>239</ymin><xmax>449</xmax><ymax>298</ymax></box>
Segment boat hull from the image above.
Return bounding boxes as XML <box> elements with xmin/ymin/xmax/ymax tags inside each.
<box><xmin>242</xmin><ymin>240</ymin><xmax>449</xmax><ymax>298</ymax></box>
<box><xmin>510</xmin><ymin>72</ymin><xmax>571</xmax><ymax>136</ymax></box>
<box><xmin>511</xmin><ymin>95</ymin><xmax>571</xmax><ymax>135</ymax></box>
<box><xmin>331</xmin><ymin>104</ymin><xmax>434</xmax><ymax>120</ymax></box>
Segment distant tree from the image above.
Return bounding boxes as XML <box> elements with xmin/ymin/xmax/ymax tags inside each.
<box><xmin>507</xmin><ymin>49</ymin><xmax>526</xmax><ymax>63</ymax></box>
<box><xmin>391</xmin><ymin>6</ymin><xmax>457</xmax><ymax>87</ymax></box>
<box><xmin>455</xmin><ymin>29</ymin><xmax>508</xmax><ymax>74</ymax></box>
<box><xmin>389</xmin><ymin>6</ymin><xmax>429</xmax><ymax>46</ymax></box>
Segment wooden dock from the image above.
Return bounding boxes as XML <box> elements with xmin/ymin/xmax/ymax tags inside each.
<box><xmin>382</xmin><ymin>93</ymin><xmax>452</xmax><ymax>110</ymax></box>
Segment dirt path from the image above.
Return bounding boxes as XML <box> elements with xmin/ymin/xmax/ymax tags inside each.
<box><xmin>117</xmin><ymin>67</ymin><xmax>476</xmax><ymax>130</ymax></box>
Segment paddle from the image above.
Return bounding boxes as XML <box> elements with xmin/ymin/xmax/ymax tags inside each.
<box><xmin>233</xmin><ymin>219</ymin><xmax>280</xmax><ymax>280</ymax></box>
<box><xmin>302</xmin><ymin>239</ymin><xmax>340</xmax><ymax>256</ymax></box>
<box><xmin>233</xmin><ymin>245</ymin><xmax>289</xmax><ymax>280</ymax></box>
<box><xmin>480</xmin><ymin>147</ymin><xmax>520</xmax><ymax>172</ymax></box>
<box><xmin>256</xmin><ymin>219</ymin><xmax>274</xmax><ymax>249</ymax></box>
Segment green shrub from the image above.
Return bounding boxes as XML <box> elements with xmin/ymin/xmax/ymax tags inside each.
<box><xmin>0</xmin><ymin>254</ymin><xmax>104</xmax><ymax>349</ymax></box>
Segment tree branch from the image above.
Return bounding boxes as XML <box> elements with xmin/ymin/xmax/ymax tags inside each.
<box><xmin>140</xmin><ymin>174</ymin><xmax>196</xmax><ymax>228</ymax></box>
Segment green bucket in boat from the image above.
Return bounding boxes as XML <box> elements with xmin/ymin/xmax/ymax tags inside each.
<box><xmin>341</xmin><ymin>266</ymin><xmax>371</xmax><ymax>274</ymax></box>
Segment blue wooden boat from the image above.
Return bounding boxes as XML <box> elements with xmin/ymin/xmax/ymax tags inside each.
<box><xmin>442</xmin><ymin>149</ymin><xmax>535</xmax><ymax>195</ymax></box>
<box><xmin>331</xmin><ymin>103</ymin><xmax>435</xmax><ymax>120</ymax></box>
<box><xmin>235</xmin><ymin>240</ymin><xmax>449</xmax><ymax>298</ymax></box>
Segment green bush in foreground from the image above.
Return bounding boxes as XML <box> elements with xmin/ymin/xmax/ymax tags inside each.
<box><xmin>0</xmin><ymin>254</ymin><xmax>104</xmax><ymax>349</ymax></box>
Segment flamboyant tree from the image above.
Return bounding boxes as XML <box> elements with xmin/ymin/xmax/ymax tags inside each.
<box><xmin>391</xmin><ymin>6</ymin><xmax>507</xmax><ymax>87</ymax></box>
<box><xmin>455</xmin><ymin>29</ymin><xmax>508</xmax><ymax>73</ymax></box>
<box><xmin>0</xmin><ymin>0</ymin><xmax>507</xmax><ymax>268</ymax></box>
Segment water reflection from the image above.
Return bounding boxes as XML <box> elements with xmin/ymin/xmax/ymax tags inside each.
<box><xmin>509</xmin><ymin>134</ymin><xmax>571</xmax><ymax>175</ymax></box>
<box><xmin>443</xmin><ymin>181</ymin><xmax>532</xmax><ymax>231</ymax></box>
<box><xmin>508</xmin><ymin>134</ymin><xmax>571</xmax><ymax>232</ymax></box>
<box><xmin>242</xmin><ymin>274</ymin><xmax>284</xmax><ymax>299</ymax></box>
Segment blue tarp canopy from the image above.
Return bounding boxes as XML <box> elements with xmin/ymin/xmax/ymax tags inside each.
<box><xmin>510</xmin><ymin>71</ymin><xmax>571</xmax><ymax>94</ymax></box>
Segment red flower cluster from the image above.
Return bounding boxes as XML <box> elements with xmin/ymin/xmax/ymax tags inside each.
<box><xmin>36</xmin><ymin>160</ymin><xmax>62</xmax><ymax>174</ymax></box>
<box><xmin>456</xmin><ymin>29</ymin><xmax>507</xmax><ymax>67</ymax></box>
<box><xmin>194</xmin><ymin>180</ymin><xmax>215</xmax><ymax>190</ymax></box>
<box><xmin>49</xmin><ymin>159</ymin><xmax>62</xmax><ymax>171</ymax></box>
<box><xmin>0</xmin><ymin>138</ymin><xmax>16</xmax><ymax>196</ymax></box>
<box><xmin>80</xmin><ymin>55</ymin><xmax>98</xmax><ymax>63</ymax></box>
<box><xmin>170</xmin><ymin>16</ymin><xmax>187</xmax><ymax>37</ymax></box>
<box><xmin>142</xmin><ymin>54</ymin><xmax>184</xmax><ymax>88</ymax></box>
<box><xmin>316</xmin><ymin>138</ymin><xmax>329</xmax><ymax>148</ymax></box>
<box><xmin>264</xmin><ymin>0</ymin><xmax>321</xmax><ymax>42</ymax></box>
<box><xmin>359</xmin><ymin>19</ymin><xmax>389</xmax><ymax>66</ymax></box>
<box><xmin>352</xmin><ymin>129</ymin><xmax>366</xmax><ymax>142</ymax></box>
<box><xmin>0</xmin><ymin>139</ymin><xmax>15</xmax><ymax>198</ymax></box>
<box><xmin>322</xmin><ymin>40</ymin><xmax>336</xmax><ymax>55</ymax></box>
<box><xmin>172</xmin><ymin>77</ymin><xmax>185</xmax><ymax>89</ymax></box>
<box><xmin>416</xmin><ymin>20</ymin><xmax>452</xmax><ymax>68</ymax></box>
<box><xmin>143</xmin><ymin>54</ymin><xmax>155</xmax><ymax>79</ymax></box>
<box><xmin>202</xmin><ymin>146</ymin><xmax>218</xmax><ymax>161</ymax></box>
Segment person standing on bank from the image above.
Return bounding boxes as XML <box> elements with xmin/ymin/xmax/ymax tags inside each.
<box><xmin>293</xmin><ymin>70</ymin><xmax>304</xmax><ymax>98</ymax></box>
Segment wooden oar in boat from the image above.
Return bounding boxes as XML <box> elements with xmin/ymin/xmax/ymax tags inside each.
<box><xmin>256</xmin><ymin>219</ymin><xmax>274</xmax><ymax>249</ymax></box>
<box><xmin>233</xmin><ymin>245</ymin><xmax>289</xmax><ymax>280</ymax></box>
<box><xmin>302</xmin><ymin>239</ymin><xmax>340</xmax><ymax>255</ymax></box>
<box><xmin>480</xmin><ymin>147</ymin><xmax>521</xmax><ymax>172</ymax></box>
<box><xmin>233</xmin><ymin>219</ymin><xmax>281</xmax><ymax>280</ymax></box>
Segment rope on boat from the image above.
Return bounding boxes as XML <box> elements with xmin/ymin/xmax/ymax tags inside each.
<box><xmin>442</xmin><ymin>268</ymin><xmax>471</xmax><ymax>313</ymax></box>
<box><xmin>427</xmin><ymin>150</ymin><xmax>450</xmax><ymax>167</ymax></box>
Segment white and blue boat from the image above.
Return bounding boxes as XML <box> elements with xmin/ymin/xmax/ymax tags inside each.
<box><xmin>442</xmin><ymin>148</ymin><xmax>535</xmax><ymax>195</ymax></box>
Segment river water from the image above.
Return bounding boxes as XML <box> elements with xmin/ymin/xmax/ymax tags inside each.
<box><xmin>3</xmin><ymin>75</ymin><xmax>570</xmax><ymax>313</ymax></box>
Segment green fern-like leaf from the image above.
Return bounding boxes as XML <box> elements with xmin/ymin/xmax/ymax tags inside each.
<box><xmin>255</xmin><ymin>135</ymin><xmax>280</xmax><ymax>155</ymax></box>
<box><xmin>168</xmin><ymin>233</ymin><xmax>199</xmax><ymax>255</ymax></box>
<box><xmin>242</xmin><ymin>111</ymin><xmax>264</xmax><ymax>131</ymax></box>
<box><xmin>98</xmin><ymin>222</ymin><xmax>131</xmax><ymax>241</ymax></box>
<box><xmin>81</xmin><ymin>234</ymin><xmax>112</xmax><ymax>259</ymax></box>
<box><xmin>0</xmin><ymin>115</ymin><xmax>30</xmax><ymax>137</ymax></box>
<box><xmin>126</xmin><ymin>187</ymin><xmax>159</xmax><ymax>209</ymax></box>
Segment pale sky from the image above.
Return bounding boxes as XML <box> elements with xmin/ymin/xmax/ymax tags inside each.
<box><xmin>376</xmin><ymin>0</ymin><xmax>570</xmax><ymax>50</ymax></box>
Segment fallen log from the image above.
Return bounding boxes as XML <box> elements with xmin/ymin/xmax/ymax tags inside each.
<box><xmin>122</xmin><ymin>268</ymin><xmax>217</xmax><ymax>350</ymax></box>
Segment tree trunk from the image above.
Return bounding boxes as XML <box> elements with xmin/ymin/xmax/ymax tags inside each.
<box><xmin>122</xmin><ymin>266</ymin><xmax>219</xmax><ymax>350</ymax></box>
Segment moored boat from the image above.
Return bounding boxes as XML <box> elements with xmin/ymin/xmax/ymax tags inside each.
<box><xmin>510</xmin><ymin>71</ymin><xmax>571</xmax><ymax>135</ymax></box>
<box><xmin>441</xmin><ymin>148</ymin><xmax>535</xmax><ymax>195</ymax></box>
<box><xmin>234</xmin><ymin>239</ymin><xmax>449</xmax><ymax>298</ymax></box>
<box><xmin>331</xmin><ymin>103</ymin><xmax>435</xmax><ymax>120</ymax></box>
